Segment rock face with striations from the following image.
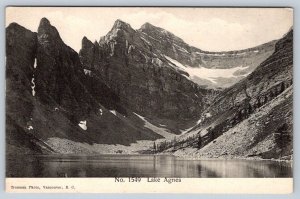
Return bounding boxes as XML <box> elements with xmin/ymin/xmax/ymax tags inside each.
<box><xmin>203</xmin><ymin>29</ymin><xmax>293</xmax><ymax>123</ymax></box>
<box><xmin>6</xmin><ymin>22</ymin><xmax>46</xmax><ymax>154</ymax></box>
<box><xmin>6</xmin><ymin>18</ymin><xmax>167</xmax><ymax>155</ymax></box>
<box><xmin>35</xmin><ymin>18</ymin><xmax>96</xmax><ymax>120</ymax></box>
<box><xmin>6</xmin><ymin>17</ymin><xmax>292</xmax><ymax>159</ymax></box>
<box><xmin>138</xmin><ymin>22</ymin><xmax>276</xmax><ymax>88</ymax></box>
<box><xmin>170</xmin><ymin>29</ymin><xmax>293</xmax><ymax>160</ymax></box>
<box><xmin>79</xmin><ymin>20</ymin><xmax>218</xmax><ymax>132</ymax></box>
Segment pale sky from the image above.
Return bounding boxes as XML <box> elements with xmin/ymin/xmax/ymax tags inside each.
<box><xmin>6</xmin><ymin>7</ymin><xmax>293</xmax><ymax>52</ymax></box>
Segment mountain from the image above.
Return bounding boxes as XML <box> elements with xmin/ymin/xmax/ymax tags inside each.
<box><xmin>6</xmin><ymin>19</ymin><xmax>170</xmax><ymax>155</ymax></box>
<box><xmin>162</xmin><ymin>29</ymin><xmax>293</xmax><ymax>160</ymax></box>
<box><xmin>6</xmin><ymin>18</ymin><xmax>292</xmax><ymax>159</ymax></box>
<box><xmin>79</xmin><ymin>20</ymin><xmax>218</xmax><ymax>133</ymax></box>
<box><xmin>138</xmin><ymin>22</ymin><xmax>277</xmax><ymax>89</ymax></box>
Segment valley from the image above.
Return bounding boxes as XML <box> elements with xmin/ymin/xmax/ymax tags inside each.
<box><xmin>6</xmin><ymin>18</ymin><xmax>293</xmax><ymax>161</ymax></box>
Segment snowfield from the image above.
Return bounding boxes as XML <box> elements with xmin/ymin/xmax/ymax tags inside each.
<box><xmin>109</xmin><ymin>110</ymin><xmax>117</xmax><ymax>116</ymax></box>
<box><xmin>78</xmin><ymin>120</ymin><xmax>87</xmax><ymax>130</ymax></box>
<box><xmin>165</xmin><ymin>55</ymin><xmax>250</xmax><ymax>83</ymax></box>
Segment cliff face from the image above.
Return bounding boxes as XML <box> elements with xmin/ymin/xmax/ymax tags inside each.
<box><xmin>139</xmin><ymin>22</ymin><xmax>275</xmax><ymax>68</ymax></box>
<box><xmin>6</xmin><ymin>23</ymin><xmax>46</xmax><ymax>154</ymax></box>
<box><xmin>138</xmin><ymin>23</ymin><xmax>276</xmax><ymax>89</ymax></box>
<box><xmin>167</xmin><ymin>30</ymin><xmax>293</xmax><ymax>160</ymax></box>
<box><xmin>6</xmin><ymin>18</ymin><xmax>292</xmax><ymax>159</ymax></box>
<box><xmin>6</xmin><ymin>19</ymin><xmax>168</xmax><ymax>154</ymax></box>
<box><xmin>79</xmin><ymin>20</ymin><xmax>218</xmax><ymax>132</ymax></box>
<box><xmin>6</xmin><ymin>23</ymin><xmax>36</xmax><ymax>119</ymax></box>
<box><xmin>35</xmin><ymin>18</ymin><xmax>96</xmax><ymax>120</ymax></box>
<box><xmin>204</xmin><ymin>29</ymin><xmax>293</xmax><ymax>123</ymax></box>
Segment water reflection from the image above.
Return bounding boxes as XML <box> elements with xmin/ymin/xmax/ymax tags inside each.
<box><xmin>6</xmin><ymin>155</ymin><xmax>292</xmax><ymax>178</ymax></box>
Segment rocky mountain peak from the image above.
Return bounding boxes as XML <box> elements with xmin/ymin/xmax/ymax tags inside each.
<box><xmin>99</xmin><ymin>19</ymin><xmax>136</xmax><ymax>45</ymax></box>
<box><xmin>37</xmin><ymin>17</ymin><xmax>63</xmax><ymax>49</ymax></box>
<box><xmin>275</xmin><ymin>28</ymin><xmax>293</xmax><ymax>51</ymax></box>
<box><xmin>39</xmin><ymin>17</ymin><xmax>50</xmax><ymax>26</ymax></box>
<box><xmin>38</xmin><ymin>17</ymin><xmax>55</xmax><ymax>33</ymax></box>
<box><xmin>6</xmin><ymin>22</ymin><xmax>37</xmax><ymax>44</ymax></box>
<box><xmin>140</xmin><ymin>22</ymin><xmax>166</xmax><ymax>32</ymax></box>
<box><xmin>140</xmin><ymin>22</ymin><xmax>161</xmax><ymax>33</ymax></box>
<box><xmin>112</xmin><ymin>19</ymin><xmax>133</xmax><ymax>32</ymax></box>
<box><xmin>139</xmin><ymin>22</ymin><xmax>184</xmax><ymax>43</ymax></box>
<box><xmin>140</xmin><ymin>22</ymin><xmax>155</xmax><ymax>30</ymax></box>
<box><xmin>82</xmin><ymin>36</ymin><xmax>94</xmax><ymax>48</ymax></box>
<box><xmin>7</xmin><ymin>22</ymin><xmax>24</xmax><ymax>30</ymax></box>
<box><xmin>93</xmin><ymin>40</ymin><xmax>99</xmax><ymax>46</ymax></box>
<box><xmin>6</xmin><ymin>17</ymin><xmax>293</xmax><ymax>160</ymax></box>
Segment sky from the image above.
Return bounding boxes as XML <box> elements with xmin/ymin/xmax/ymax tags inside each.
<box><xmin>6</xmin><ymin>7</ymin><xmax>293</xmax><ymax>52</ymax></box>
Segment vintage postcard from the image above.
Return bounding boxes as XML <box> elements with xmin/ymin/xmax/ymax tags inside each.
<box><xmin>5</xmin><ymin>7</ymin><xmax>293</xmax><ymax>193</ymax></box>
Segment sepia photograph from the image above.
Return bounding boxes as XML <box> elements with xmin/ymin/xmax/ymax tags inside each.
<box><xmin>5</xmin><ymin>7</ymin><xmax>293</xmax><ymax>193</ymax></box>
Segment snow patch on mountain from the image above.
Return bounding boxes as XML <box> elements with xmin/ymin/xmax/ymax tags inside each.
<box><xmin>110</xmin><ymin>110</ymin><xmax>117</xmax><ymax>116</ymax></box>
<box><xmin>78</xmin><ymin>120</ymin><xmax>87</xmax><ymax>130</ymax></box>
<box><xmin>165</xmin><ymin>55</ymin><xmax>250</xmax><ymax>84</ymax></box>
<box><xmin>31</xmin><ymin>76</ymin><xmax>36</xmax><ymax>96</ymax></box>
<box><xmin>205</xmin><ymin>112</ymin><xmax>212</xmax><ymax>118</ymax></box>
<box><xmin>27</xmin><ymin>125</ymin><xmax>33</xmax><ymax>130</ymax></box>
<box><xmin>128</xmin><ymin>45</ymin><xmax>135</xmax><ymax>54</ymax></box>
<box><xmin>33</xmin><ymin>58</ymin><xmax>37</xmax><ymax>68</ymax></box>
<box><xmin>196</xmin><ymin>112</ymin><xmax>212</xmax><ymax>125</ymax></box>
<box><xmin>197</xmin><ymin>119</ymin><xmax>202</xmax><ymax>125</ymax></box>
<box><xmin>84</xmin><ymin>69</ymin><xmax>92</xmax><ymax>76</ymax></box>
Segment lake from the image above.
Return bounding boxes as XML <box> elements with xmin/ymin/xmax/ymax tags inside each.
<box><xmin>6</xmin><ymin>154</ymin><xmax>292</xmax><ymax>178</ymax></box>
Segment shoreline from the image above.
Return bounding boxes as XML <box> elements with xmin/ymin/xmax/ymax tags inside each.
<box><xmin>17</xmin><ymin>152</ymin><xmax>293</xmax><ymax>163</ymax></box>
<box><xmin>172</xmin><ymin>154</ymin><xmax>293</xmax><ymax>162</ymax></box>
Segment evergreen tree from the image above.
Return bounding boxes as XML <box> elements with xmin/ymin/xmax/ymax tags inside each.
<box><xmin>211</xmin><ymin>129</ymin><xmax>215</xmax><ymax>141</ymax></box>
<box><xmin>275</xmin><ymin>123</ymin><xmax>291</xmax><ymax>157</ymax></box>
<box><xmin>197</xmin><ymin>135</ymin><xmax>202</xmax><ymax>149</ymax></box>
<box><xmin>153</xmin><ymin>141</ymin><xmax>157</xmax><ymax>152</ymax></box>
<box><xmin>280</xmin><ymin>82</ymin><xmax>285</xmax><ymax>93</ymax></box>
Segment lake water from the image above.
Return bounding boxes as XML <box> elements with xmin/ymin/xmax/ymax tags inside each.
<box><xmin>6</xmin><ymin>154</ymin><xmax>292</xmax><ymax>178</ymax></box>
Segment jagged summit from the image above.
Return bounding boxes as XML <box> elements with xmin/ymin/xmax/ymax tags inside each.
<box><xmin>93</xmin><ymin>40</ymin><xmax>100</xmax><ymax>48</ymax></box>
<box><xmin>140</xmin><ymin>22</ymin><xmax>162</xmax><ymax>31</ymax></box>
<box><xmin>39</xmin><ymin>17</ymin><xmax>50</xmax><ymax>26</ymax></box>
<box><xmin>99</xmin><ymin>19</ymin><xmax>136</xmax><ymax>44</ymax></box>
<box><xmin>112</xmin><ymin>19</ymin><xmax>133</xmax><ymax>31</ymax></box>
<box><xmin>38</xmin><ymin>17</ymin><xmax>54</xmax><ymax>33</ymax></box>
<box><xmin>139</xmin><ymin>22</ymin><xmax>185</xmax><ymax>44</ymax></box>
<box><xmin>7</xmin><ymin>22</ymin><xmax>24</xmax><ymax>29</ymax></box>
<box><xmin>6</xmin><ymin>22</ymin><xmax>32</xmax><ymax>37</ymax></box>
<box><xmin>140</xmin><ymin>22</ymin><xmax>172</xmax><ymax>34</ymax></box>
<box><xmin>37</xmin><ymin>17</ymin><xmax>64</xmax><ymax>48</ymax></box>
<box><xmin>6</xmin><ymin>16</ymin><xmax>293</xmax><ymax>161</ymax></box>
<box><xmin>82</xmin><ymin>36</ymin><xmax>93</xmax><ymax>48</ymax></box>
